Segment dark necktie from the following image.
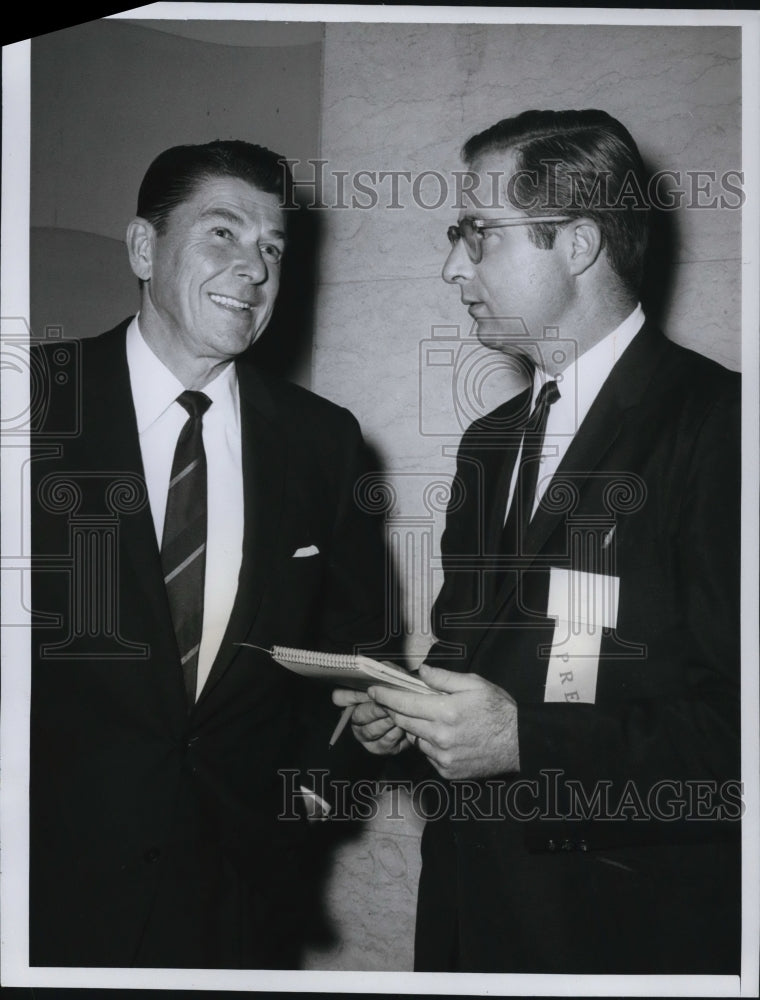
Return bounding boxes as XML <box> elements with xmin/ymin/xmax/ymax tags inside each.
<box><xmin>501</xmin><ymin>379</ymin><xmax>560</xmax><ymax>554</ymax></box>
<box><xmin>161</xmin><ymin>390</ymin><xmax>212</xmax><ymax>707</ymax></box>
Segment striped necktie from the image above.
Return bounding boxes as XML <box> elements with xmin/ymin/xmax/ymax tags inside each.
<box><xmin>501</xmin><ymin>379</ymin><xmax>560</xmax><ymax>555</ymax></box>
<box><xmin>161</xmin><ymin>390</ymin><xmax>211</xmax><ymax>707</ymax></box>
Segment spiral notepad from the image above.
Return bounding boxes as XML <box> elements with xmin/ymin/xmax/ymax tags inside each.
<box><xmin>268</xmin><ymin>645</ymin><xmax>433</xmax><ymax>694</ymax></box>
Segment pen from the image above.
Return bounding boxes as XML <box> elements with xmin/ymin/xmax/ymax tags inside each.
<box><xmin>329</xmin><ymin>705</ymin><xmax>354</xmax><ymax>747</ymax></box>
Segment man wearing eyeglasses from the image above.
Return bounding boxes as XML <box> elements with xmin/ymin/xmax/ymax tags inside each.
<box><xmin>334</xmin><ymin>109</ymin><xmax>741</xmax><ymax>973</ymax></box>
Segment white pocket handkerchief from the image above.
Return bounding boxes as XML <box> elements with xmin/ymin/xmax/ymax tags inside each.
<box><xmin>293</xmin><ymin>544</ymin><xmax>319</xmax><ymax>558</ymax></box>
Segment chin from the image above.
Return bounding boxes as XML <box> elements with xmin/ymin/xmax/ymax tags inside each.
<box><xmin>475</xmin><ymin>323</ymin><xmax>520</xmax><ymax>352</ymax></box>
<box><xmin>474</xmin><ymin>318</ymin><xmax>543</xmax><ymax>366</ymax></box>
<box><xmin>214</xmin><ymin>324</ymin><xmax>261</xmax><ymax>357</ymax></box>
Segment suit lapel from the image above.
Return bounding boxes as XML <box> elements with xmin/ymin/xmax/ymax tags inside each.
<box><xmin>522</xmin><ymin>393</ymin><xmax>626</xmax><ymax>559</ymax></box>
<box><xmin>467</xmin><ymin>323</ymin><xmax>670</xmax><ymax>658</ymax></box>
<box><xmin>196</xmin><ymin>362</ymin><xmax>287</xmax><ymax>705</ymax></box>
<box><xmin>483</xmin><ymin>387</ymin><xmax>532</xmax><ymax>556</ymax></box>
<box><xmin>85</xmin><ymin>323</ymin><xmax>188</xmax><ymax>723</ymax></box>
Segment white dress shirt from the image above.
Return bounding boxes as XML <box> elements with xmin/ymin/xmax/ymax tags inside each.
<box><xmin>126</xmin><ymin>318</ymin><xmax>244</xmax><ymax>699</ymax></box>
<box><xmin>505</xmin><ymin>304</ymin><xmax>646</xmax><ymax>521</ymax></box>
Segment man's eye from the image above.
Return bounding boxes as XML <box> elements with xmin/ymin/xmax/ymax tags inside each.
<box><xmin>213</xmin><ymin>227</ymin><xmax>233</xmax><ymax>240</ymax></box>
<box><xmin>260</xmin><ymin>244</ymin><xmax>283</xmax><ymax>263</ymax></box>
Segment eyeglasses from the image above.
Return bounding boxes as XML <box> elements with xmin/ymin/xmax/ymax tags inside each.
<box><xmin>447</xmin><ymin>215</ymin><xmax>572</xmax><ymax>264</ymax></box>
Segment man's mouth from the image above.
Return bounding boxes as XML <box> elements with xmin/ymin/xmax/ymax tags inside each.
<box><xmin>209</xmin><ymin>293</ymin><xmax>254</xmax><ymax>311</ymax></box>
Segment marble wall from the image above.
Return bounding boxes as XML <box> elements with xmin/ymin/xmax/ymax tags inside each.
<box><xmin>304</xmin><ymin>21</ymin><xmax>742</xmax><ymax>971</ymax></box>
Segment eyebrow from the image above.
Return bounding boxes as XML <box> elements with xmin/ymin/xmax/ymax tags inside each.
<box><xmin>198</xmin><ymin>207</ymin><xmax>286</xmax><ymax>241</ymax></box>
<box><xmin>199</xmin><ymin>207</ymin><xmax>245</xmax><ymax>227</ymax></box>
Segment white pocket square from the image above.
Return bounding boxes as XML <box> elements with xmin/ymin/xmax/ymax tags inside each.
<box><xmin>293</xmin><ymin>544</ymin><xmax>319</xmax><ymax>558</ymax></box>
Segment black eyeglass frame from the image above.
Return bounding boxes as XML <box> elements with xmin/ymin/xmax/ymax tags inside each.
<box><xmin>447</xmin><ymin>215</ymin><xmax>572</xmax><ymax>263</ymax></box>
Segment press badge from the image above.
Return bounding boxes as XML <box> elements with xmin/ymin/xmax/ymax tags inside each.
<box><xmin>543</xmin><ymin>568</ymin><xmax>620</xmax><ymax>704</ymax></box>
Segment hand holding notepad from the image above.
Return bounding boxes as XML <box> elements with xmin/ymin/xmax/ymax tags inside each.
<box><xmin>270</xmin><ymin>646</ymin><xmax>434</xmax><ymax>745</ymax></box>
<box><xmin>237</xmin><ymin>644</ymin><xmax>433</xmax><ymax>744</ymax></box>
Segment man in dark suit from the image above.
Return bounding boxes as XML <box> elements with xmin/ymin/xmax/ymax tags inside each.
<box><xmin>335</xmin><ymin>109</ymin><xmax>741</xmax><ymax>973</ymax></box>
<box><xmin>30</xmin><ymin>140</ymin><xmax>389</xmax><ymax>968</ymax></box>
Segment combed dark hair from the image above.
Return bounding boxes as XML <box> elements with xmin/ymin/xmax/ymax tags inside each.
<box><xmin>462</xmin><ymin>109</ymin><xmax>650</xmax><ymax>293</ymax></box>
<box><xmin>136</xmin><ymin>140</ymin><xmax>293</xmax><ymax>232</ymax></box>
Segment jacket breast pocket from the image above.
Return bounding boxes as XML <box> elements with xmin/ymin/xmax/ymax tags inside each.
<box><xmin>269</xmin><ymin>548</ymin><xmax>326</xmax><ymax>642</ymax></box>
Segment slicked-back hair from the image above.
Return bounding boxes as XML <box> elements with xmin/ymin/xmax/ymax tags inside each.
<box><xmin>463</xmin><ymin>109</ymin><xmax>650</xmax><ymax>293</ymax></box>
<box><xmin>136</xmin><ymin>140</ymin><xmax>293</xmax><ymax>233</ymax></box>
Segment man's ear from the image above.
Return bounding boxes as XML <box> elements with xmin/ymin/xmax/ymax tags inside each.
<box><xmin>563</xmin><ymin>218</ymin><xmax>602</xmax><ymax>277</ymax></box>
<box><xmin>126</xmin><ymin>218</ymin><xmax>155</xmax><ymax>281</ymax></box>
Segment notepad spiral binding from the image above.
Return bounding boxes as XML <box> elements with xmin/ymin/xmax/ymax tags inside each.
<box><xmin>271</xmin><ymin>646</ymin><xmax>362</xmax><ymax>671</ymax></box>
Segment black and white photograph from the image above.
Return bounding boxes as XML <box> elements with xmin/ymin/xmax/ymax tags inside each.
<box><xmin>1</xmin><ymin>3</ymin><xmax>758</xmax><ymax>994</ymax></box>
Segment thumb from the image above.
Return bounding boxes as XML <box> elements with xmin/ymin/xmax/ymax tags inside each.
<box><xmin>418</xmin><ymin>663</ymin><xmax>482</xmax><ymax>693</ymax></box>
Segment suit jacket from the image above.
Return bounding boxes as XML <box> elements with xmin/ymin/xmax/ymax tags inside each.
<box><xmin>30</xmin><ymin>320</ymin><xmax>390</xmax><ymax>968</ymax></box>
<box><xmin>415</xmin><ymin>323</ymin><xmax>741</xmax><ymax>974</ymax></box>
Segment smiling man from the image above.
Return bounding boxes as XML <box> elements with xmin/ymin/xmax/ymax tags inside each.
<box><xmin>335</xmin><ymin>109</ymin><xmax>741</xmax><ymax>974</ymax></box>
<box><xmin>30</xmin><ymin>141</ymin><xmax>390</xmax><ymax>969</ymax></box>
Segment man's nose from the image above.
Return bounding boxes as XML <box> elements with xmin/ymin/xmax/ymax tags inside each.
<box><xmin>237</xmin><ymin>245</ymin><xmax>268</xmax><ymax>283</ymax></box>
<box><xmin>442</xmin><ymin>239</ymin><xmax>474</xmax><ymax>285</ymax></box>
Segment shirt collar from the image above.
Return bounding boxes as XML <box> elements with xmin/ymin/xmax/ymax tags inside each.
<box><xmin>126</xmin><ymin>316</ymin><xmax>239</xmax><ymax>433</ymax></box>
<box><xmin>533</xmin><ymin>303</ymin><xmax>645</xmax><ymax>420</ymax></box>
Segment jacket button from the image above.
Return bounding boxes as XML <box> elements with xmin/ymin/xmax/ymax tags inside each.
<box><xmin>143</xmin><ymin>847</ymin><xmax>161</xmax><ymax>863</ymax></box>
